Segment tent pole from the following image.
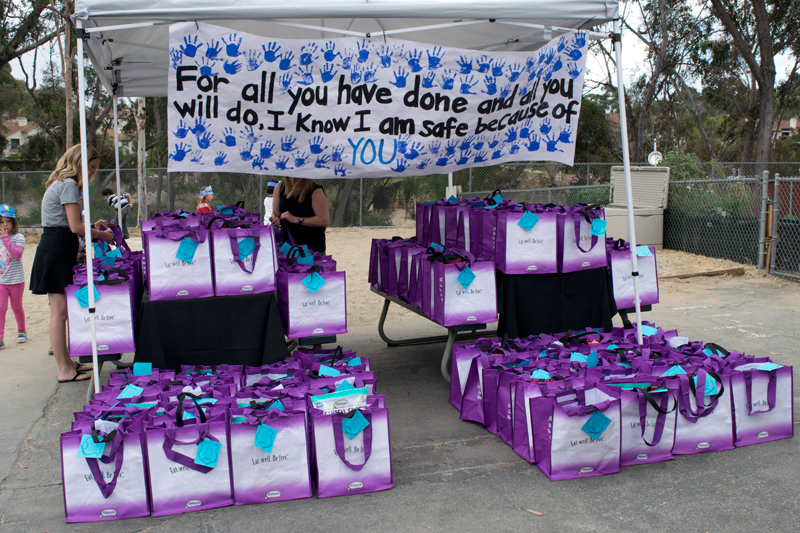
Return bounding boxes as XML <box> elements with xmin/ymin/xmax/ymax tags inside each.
<box><xmin>612</xmin><ymin>20</ymin><xmax>643</xmax><ymax>344</ymax></box>
<box><xmin>77</xmin><ymin>21</ymin><xmax>101</xmax><ymax>394</ymax></box>
<box><xmin>448</xmin><ymin>172</ymin><xmax>453</xmax><ymax>197</ymax></box>
<box><xmin>113</xmin><ymin>96</ymin><xmax>123</xmax><ymax>228</ymax></box>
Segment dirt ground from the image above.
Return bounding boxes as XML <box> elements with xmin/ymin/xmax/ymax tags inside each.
<box><xmin>9</xmin><ymin>227</ymin><xmax>790</xmax><ymax>343</ymax></box>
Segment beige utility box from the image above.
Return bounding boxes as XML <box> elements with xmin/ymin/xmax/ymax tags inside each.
<box><xmin>604</xmin><ymin>166</ymin><xmax>670</xmax><ymax>249</ymax></box>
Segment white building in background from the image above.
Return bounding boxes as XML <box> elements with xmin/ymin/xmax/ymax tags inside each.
<box><xmin>2</xmin><ymin>117</ymin><xmax>39</xmax><ymax>156</ymax></box>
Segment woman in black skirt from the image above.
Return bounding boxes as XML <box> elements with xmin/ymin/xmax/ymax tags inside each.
<box><xmin>30</xmin><ymin>145</ymin><xmax>115</xmax><ymax>383</ymax></box>
<box><xmin>269</xmin><ymin>177</ymin><xmax>330</xmax><ymax>254</ymax></box>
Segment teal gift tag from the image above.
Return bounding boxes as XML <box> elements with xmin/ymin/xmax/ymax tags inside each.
<box><xmin>302</xmin><ymin>272</ymin><xmax>326</xmax><ymax>293</ymax></box>
<box><xmin>237</xmin><ymin>402</ymin><xmax>252</xmax><ymax>408</ymax></box>
<box><xmin>484</xmin><ymin>204</ymin><xmax>498</xmax><ymax>210</ymax></box>
<box><xmin>93</xmin><ymin>241</ymin><xmax>109</xmax><ymax>258</ymax></box>
<box><xmin>342</xmin><ymin>410</ymin><xmax>370</xmax><ymax>440</ymax></box>
<box><xmin>694</xmin><ymin>375</ymin><xmax>718</xmax><ymax>396</ymax></box>
<box><xmin>590</xmin><ymin>218</ymin><xmax>606</xmax><ymax>236</ymax></box>
<box><xmin>423</xmin><ymin>201</ymin><xmax>437</xmax><ymax>205</ymax></box>
<box><xmin>570</xmin><ymin>350</ymin><xmax>597</xmax><ymax>367</ymax></box>
<box><xmin>78</xmin><ymin>434</ymin><xmax>106</xmax><ymax>458</ymax></box>
<box><xmin>430</xmin><ymin>242</ymin><xmax>444</xmax><ymax>252</ymax></box>
<box><xmin>581</xmin><ymin>410</ymin><xmax>611</xmax><ymax>440</ymax></box>
<box><xmin>517</xmin><ymin>211</ymin><xmax>539</xmax><ymax>231</ymax></box>
<box><xmin>108</xmin><ymin>248</ymin><xmax>122</xmax><ymax>258</ymax></box>
<box><xmin>194</xmin><ymin>439</ymin><xmax>221</xmax><ymax>468</ymax></box>
<box><xmin>457</xmin><ymin>266</ymin><xmax>476</xmax><ymax>289</ymax></box>
<box><xmin>650</xmin><ymin>388</ymin><xmax>668</xmax><ymax>393</ymax></box>
<box><xmin>100</xmin><ymin>255</ymin><xmax>117</xmax><ymax>266</ymax></box>
<box><xmin>530</xmin><ymin>369</ymin><xmax>551</xmax><ymax>380</ymax></box>
<box><xmin>447</xmin><ymin>195</ymin><xmax>459</xmax><ymax>202</ymax></box>
<box><xmin>176</xmin><ymin>237</ymin><xmax>199</xmax><ymax>263</ymax></box>
<box><xmin>491</xmin><ymin>194</ymin><xmax>503</xmax><ymax>204</ymax></box>
<box><xmin>116</xmin><ymin>384</ymin><xmax>144</xmax><ymax>399</ymax></box>
<box><xmin>318</xmin><ymin>365</ymin><xmax>341</xmax><ymax>377</ymax></box>
<box><xmin>238</xmin><ymin>237</ymin><xmax>256</xmax><ymax>258</ymax></box>
<box><xmin>133</xmin><ymin>362</ymin><xmax>152</xmax><ymax>376</ymax></box>
<box><xmin>588</xmin><ymin>349</ymin><xmax>598</xmax><ymax>367</ymax></box>
<box><xmin>640</xmin><ymin>325</ymin><xmax>659</xmax><ymax>336</ymax></box>
<box><xmin>757</xmin><ymin>362</ymin><xmax>783</xmax><ymax>371</ymax></box>
<box><xmin>279</xmin><ymin>242</ymin><xmax>292</xmax><ymax>255</ymax></box>
<box><xmin>336</xmin><ymin>380</ymin><xmax>356</xmax><ymax>392</ymax></box>
<box><xmin>231</xmin><ymin>416</ymin><xmax>247</xmax><ymax>424</ymax></box>
<box><xmin>196</xmin><ymin>398</ymin><xmax>217</xmax><ymax>404</ymax></box>
<box><xmin>268</xmin><ymin>399</ymin><xmax>285</xmax><ymax>411</ymax></box>
<box><xmin>179</xmin><ymin>212</ymin><xmax>190</xmax><ymax>217</ymax></box>
<box><xmin>636</xmin><ymin>246</ymin><xmax>652</xmax><ymax>257</ymax></box>
<box><xmin>607</xmin><ymin>344</ymin><xmax>618</xmax><ymax>351</ymax></box>
<box><xmin>255</xmin><ymin>423</ymin><xmax>278</xmax><ymax>453</ymax></box>
<box><xmin>617</xmin><ymin>362</ymin><xmax>632</xmax><ymax>368</ymax></box>
<box><xmin>75</xmin><ymin>285</ymin><xmax>100</xmax><ymax>308</ymax></box>
<box><xmin>346</xmin><ymin>357</ymin><xmax>362</xmax><ymax>367</ymax></box>
<box><xmin>661</xmin><ymin>365</ymin><xmax>686</xmax><ymax>377</ymax></box>
<box><xmin>297</xmin><ymin>251</ymin><xmax>314</xmax><ymax>266</ymax></box>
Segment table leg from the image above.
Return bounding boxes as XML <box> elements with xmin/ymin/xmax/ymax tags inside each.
<box><xmin>440</xmin><ymin>329</ymin><xmax>455</xmax><ymax>383</ymax></box>
<box><xmin>85</xmin><ymin>361</ymin><xmax>104</xmax><ymax>404</ymax></box>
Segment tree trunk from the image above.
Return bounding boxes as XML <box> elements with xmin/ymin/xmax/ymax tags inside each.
<box><xmin>332</xmin><ymin>179</ymin><xmax>355</xmax><ymax>227</ymax></box>
<box><xmin>673</xmin><ymin>75</ymin><xmax>716</xmax><ymax>160</ymax></box>
<box><xmin>135</xmin><ymin>98</ymin><xmax>147</xmax><ymax>225</ymax></box>
<box><xmin>633</xmin><ymin>0</ymin><xmax>667</xmax><ymax>163</ymax></box>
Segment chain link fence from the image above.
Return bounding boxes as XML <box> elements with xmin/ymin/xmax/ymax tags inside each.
<box><xmin>5</xmin><ymin>161</ymin><xmax>800</xmax><ymax>283</ymax></box>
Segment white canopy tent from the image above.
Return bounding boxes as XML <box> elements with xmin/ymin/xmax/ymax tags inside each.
<box><xmin>72</xmin><ymin>0</ymin><xmax>644</xmax><ymax>392</ymax></box>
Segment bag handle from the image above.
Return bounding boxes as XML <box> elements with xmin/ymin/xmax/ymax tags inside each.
<box><xmin>331</xmin><ymin>410</ymin><xmax>374</xmax><ymax>471</ymax></box>
<box><xmin>636</xmin><ymin>388</ymin><xmax>676</xmax><ymax>447</ymax></box>
<box><xmin>162</xmin><ymin>425</ymin><xmax>218</xmax><ymax>474</ymax></box>
<box><xmin>573</xmin><ymin>212</ymin><xmax>599</xmax><ymax>253</ymax></box>
<box><xmin>743</xmin><ymin>368</ymin><xmax>778</xmax><ymax>415</ymax></box>
<box><xmin>85</xmin><ymin>427</ymin><xmax>125</xmax><ymax>499</ymax></box>
<box><xmin>176</xmin><ymin>392</ymin><xmax>208</xmax><ymax>427</ymax></box>
<box><xmin>705</xmin><ymin>343</ymin><xmax>730</xmax><ymax>358</ymax></box>
<box><xmin>228</xmin><ymin>230</ymin><xmax>261</xmax><ymax>274</ymax></box>
<box><xmin>612</xmin><ymin>238</ymin><xmax>627</xmax><ymax>250</ymax></box>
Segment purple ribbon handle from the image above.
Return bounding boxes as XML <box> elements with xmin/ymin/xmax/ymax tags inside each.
<box><xmin>331</xmin><ymin>411</ymin><xmax>374</xmax><ymax>472</ymax></box>
<box><xmin>161</xmin><ymin>425</ymin><xmax>219</xmax><ymax>474</ymax></box>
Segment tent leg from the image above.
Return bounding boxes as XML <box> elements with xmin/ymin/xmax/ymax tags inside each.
<box><xmin>77</xmin><ymin>22</ymin><xmax>101</xmax><ymax>394</ymax></box>
<box><xmin>612</xmin><ymin>20</ymin><xmax>643</xmax><ymax>344</ymax></box>
<box><xmin>113</xmin><ymin>97</ymin><xmax>123</xmax><ymax>227</ymax></box>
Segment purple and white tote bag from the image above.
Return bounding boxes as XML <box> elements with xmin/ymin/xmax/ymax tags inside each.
<box><xmin>672</xmin><ymin>370</ymin><xmax>734</xmax><ymax>454</ymax></box>
<box><xmin>558</xmin><ymin>207</ymin><xmax>607</xmax><ymax>273</ymax></box>
<box><xmin>495</xmin><ymin>210</ymin><xmax>558</xmax><ymax>274</ymax></box>
<box><xmin>730</xmin><ymin>363</ymin><xmax>794</xmax><ymax>446</ymax></box>
<box><xmin>433</xmin><ymin>260</ymin><xmax>497</xmax><ymax>327</ymax></box>
<box><xmin>145</xmin><ymin>226</ymin><xmax>214</xmax><ymax>301</ymax></box>
<box><xmin>608</xmin><ymin>244</ymin><xmax>659</xmax><ymax>310</ymax></box>
<box><xmin>276</xmin><ymin>269</ymin><xmax>347</xmax><ymax>338</ymax></box>
<box><xmin>66</xmin><ymin>276</ymin><xmax>135</xmax><ymax>357</ymax></box>
<box><xmin>212</xmin><ymin>225</ymin><xmax>277</xmax><ymax>296</ymax></box>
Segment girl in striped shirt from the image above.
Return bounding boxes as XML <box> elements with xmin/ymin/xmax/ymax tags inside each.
<box><xmin>0</xmin><ymin>204</ymin><xmax>26</xmax><ymax>348</ymax></box>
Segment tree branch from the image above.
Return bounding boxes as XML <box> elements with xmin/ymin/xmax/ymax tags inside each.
<box><xmin>709</xmin><ymin>0</ymin><xmax>763</xmax><ymax>86</ymax></box>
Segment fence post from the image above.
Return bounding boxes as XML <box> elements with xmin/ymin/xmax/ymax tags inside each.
<box><xmin>758</xmin><ymin>170</ymin><xmax>768</xmax><ymax>270</ymax></box>
<box><xmin>167</xmin><ymin>172</ymin><xmax>172</xmax><ymax>212</ymax></box>
<box><xmin>468</xmin><ymin>168</ymin><xmax>473</xmax><ymax>192</ymax></box>
<box><xmin>259</xmin><ymin>175</ymin><xmax>264</xmax><ymax>220</ymax></box>
<box><xmin>2</xmin><ymin>172</ymin><xmax>4</xmax><ymax>204</ymax></box>
<box><xmin>359</xmin><ymin>177</ymin><xmax>363</xmax><ymax>227</ymax></box>
<box><xmin>586</xmin><ymin>163</ymin><xmax>590</xmax><ymax>186</ymax></box>
<box><xmin>770</xmin><ymin>175</ymin><xmax>780</xmax><ymax>273</ymax></box>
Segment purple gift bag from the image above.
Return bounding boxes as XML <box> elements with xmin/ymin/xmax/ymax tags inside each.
<box><xmin>607</xmin><ymin>239</ymin><xmax>659</xmax><ymax>309</ymax></box>
<box><xmin>531</xmin><ymin>387</ymin><xmax>621</xmax><ymax>480</ymax></box>
<box><xmin>557</xmin><ymin>206</ymin><xmax>607</xmax><ymax>273</ymax></box>
<box><xmin>211</xmin><ymin>224</ymin><xmax>277</xmax><ymax>296</ymax></box>
<box><xmin>449</xmin><ymin>339</ymin><xmax>498</xmax><ymax>410</ymax></box>
<box><xmin>495</xmin><ymin>209</ymin><xmax>559</xmax><ymax>274</ymax></box>
<box><xmin>311</xmin><ymin>407</ymin><xmax>393</xmax><ymax>498</ymax></box>
<box><xmin>229</xmin><ymin>409</ymin><xmax>312</xmax><ymax>505</ymax></box>
<box><xmin>432</xmin><ymin>256</ymin><xmax>497</xmax><ymax>327</ymax></box>
<box><xmin>672</xmin><ymin>369</ymin><xmax>734</xmax><ymax>454</ymax></box>
<box><xmin>276</xmin><ymin>267</ymin><xmax>347</xmax><ymax>338</ymax></box>
<box><xmin>730</xmin><ymin>363</ymin><xmax>794</xmax><ymax>446</ymax></box>
<box><xmin>144</xmin><ymin>225</ymin><xmax>214</xmax><ymax>301</ymax></box>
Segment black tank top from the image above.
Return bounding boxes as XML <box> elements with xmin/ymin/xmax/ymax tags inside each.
<box><xmin>279</xmin><ymin>183</ymin><xmax>326</xmax><ymax>254</ymax></box>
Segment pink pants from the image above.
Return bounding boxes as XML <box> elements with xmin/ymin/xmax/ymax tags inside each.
<box><xmin>0</xmin><ymin>282</ymin><xmax>25</xmax><ymax>338</ymax></box>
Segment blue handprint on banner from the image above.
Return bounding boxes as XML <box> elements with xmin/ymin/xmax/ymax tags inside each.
<box><xmin>323</xmin><ymin>42</ymin><xmax>340</xmax><ymax>62</ymax></box>
<box><xmin>363</xmin><ymin>64</ymin><xmax>378</xmax><ymax>84</ymax></box>
<box><xmin>573</xmin><ymin>32</ymin><xmax>587</xmax><ymax>49</ymax></box>
<box><xmin>456</xmin><ymin>56</ymin><xmax>473</xmax><ymax>75</ymax></box>
<box><xmin>275</xmin><ymin>156</ymin><xmax>290</xmax><ymax>170</ymax></box>
<box><xmin>377</xmin><ymin>45</ymin><xmax>393</xmax><ymax>68</ymax></box>
<box><xmin>309</xmin><ymin>136</ymin><xmax>328</xmax><ymax>154</ymax></box>
<box><xmin>357</xmin><ymin>40</ymin><xmax>372</xmax><ymax>63</ymax></box>
<box><xmin>428</xmin><ymin>140</ymin><xmax>441</xmax><ymax>155</ymax></box>
<box><xmin>222</xmin><ymin>34</ymin><xmax>243</xmax><ymax>57</ymax></box>
<box><xmin>389</xmin><ymin>67</ymin><xmax>408</xmax><ymax>88</ymax></box>
<box><xmin>473</xmin><ymin>150</ymin><xmax>488</xmax><ymax>163</ymax></box>
<box><xmin>281</xmin><ymin>136</ymin><xmax>298</xmax><ymax>152</ymax></box>
<box><xmin>545</xmin><ymin>134</ymin><xmax>563</xmax><ymax>152</ymax></box>
<box><xmin>294</xmin><ymin>152</ymin><xmax>309</xmax><ymax>168</ymax></box>
<box><xmin>334</xmin><ymin>164</ymin><xmax>348</xmax><ymax>176</ymax></box>
<box><xmin>206</xmin><ymin>40</ymin><xmax>222</xmax><ymax>61</ymax></box>
<box><xmin>416</xmin><ymin>158</ymin><xmax>431</xmax><ymax>170</ymax></box>
<box><xmin>195</xmin><ymin>57</ymin><xmax>218</xmax><ymax>77</ymax></box>
<box><xmin>427</xmin><ymin>46</ymin><xmax>445</xmax><ymax>70</ymax></box>
<box><xmin>509</xmin><ymin>143</ymin><xmax>521</xmax><ymax>155</ymax></box>
<box><xmin>190</xmin><ymin>150</ymin><xmax>204</xmax><ymax>164</ymax></box>
<box><xmin>331</xmin><ymin>145</ymin><xmax>345</xmax><ymax>162</ymax></box>
<box><xmin>499</xmin><ymin>84</ymin><xmax>512</xmax><ymax>99</ymax></box>
<box><xmin>320</xmin><ymin>64</ymin><xmax>338</xmax><ymax>83</ymax></box>
<box><xmin>191</xmin><ymin>117</ymin><xmax>208</xmax><ymax>136</ymax></box>
<box><xmin>421</xmin><ymin>72</ymin><xmax>438</xmax><ymax>89</ymax></box>
<box><xmin>435</xmin><ymin>154</ymin><xmax>454</xmax><ymax>167</ymax></box>
<box><xmin>239</xmin><ymin>126</ymin><xmax>260</xmax><ymax>145</ymax></box>
<box><xmin>552</xmin><ymin>56</ymin><xmax>563</xmax><ymax>74</ymax></box>
<box><xmin>278</xmin><ymin>73</ymin><xmax>293</xmax><ymax>94</ymax></box>
<box><xmin>180</xmin><ymin>36</ymin><xmax>203</xmax><ymax>58</ymax></box>
<box><xmin>506</xmin><ymin>62</ymin><xmax>523</xmax><ymax>82</ymax></box>
<box><xmin>557</xmin><ymin>36</ymin><xmax>569</xmax><ymax>53</ymax></box>
<box><xmin>440</xmin><ymin>69</ymin><xmax>456</xmax><ymax>90</ymax></box>
<box><xmin>406</xmin><ymin>49</ymin><xmax>424</xmax><ymax>72</ymax></box>
<box><xmin>240</xmin><ymin>144</ymin><xmax>255</xmax><ymax>161</ymax></box>
<box><xmin>170</xmin><ymin>142</ymin><xmax>191</xmax><ymax>162</ymax></box>
<box><xmin>456</xmin><ymin>150</ymin><xmax>473</xmax><ymax>165</ymax></box>
<box><xmin>405</xmin><ymin>142</ymin><xmax>426</xmax><ymax>160</ymax></box>
<box><xmin>525</xmin><ymin>135</ymin><xmax>541</xmax><ymax>152</ymax></box>
<box><xmin>314</xmin><ymin>155</ymin><xmax>331</xmax><ymax>169</ymax></box>
<box><xmin>170</xmin><ymin>49</ymin><xmax>183</xmax><ymax>70</ymax></box>
<box><xmin>197</xmin><ymin>132</ymin><xmax>215</xmax><ymax>149</ymax></box>
<box><xmin>558</xmin><ymin>126</ymin><xmax>573</xmax><ymax>144</ymax></box>
<box><xmin>491</xmin><ymin>59</ymin><xmax>506</xmax><ymax>77</ymax></box>
<box><xmin>214</xmin><ymin>152</ymin><xmax>229</xmax><ymax>166</ymax></box>
<box><xmin>223</xmin><ymin>60</ymin><xmax>242</xmax><ymax>75</ymax></box>
<box><xmin>565</xmin><ymin>46</ymin><xmax>583</xmax><ymax>60</ymax></box>
<box><xmin>259</xmin><ymin>141</ymin><xmax>276</xmax><ymax>159</ymax></box>
<box><xmin>472</xmin><ymin>135</ymin><xmax>486</xmax><ymax>151</ymax></box>
<box><xmin>459</xmin><ymin>135</ymin><xmax>475</xmax><ymax>152</ymax></box>
<box><xmin>300</xmin><ymin>43</ymin><xmax>319</xmax><ymax>66</ymax></box>
<box><xmin>445</xmin><ymin>140</ymin><xmax>459</xmax><ymax>156</ymax></box>
<box><xmin>262</xmin><ymin>42</ymin><xmax>281</xmax><ymax>62</ymax></box>
<box><xmin>279</xmin><ymin>51</ymin><xmax>295</xmax><ymax>71</ymax></box>
<box><xmin>567</xmin><ymin>62</ymin><xmax>583</xmax><ymax>79</ymax></box>
<box><xmin>482</xmin><ymin>76</ymin><xmax>497</xmax><ymax>95</ymax></box>
<box><xmin>295</xmin><ymin>65</ymin><xmax>314</xmax><ymax>86</ymax></box>
<box><xmin>504</xmin><ymin>127</ymin><xmax>518</xmax><ymax>143</ymax></box>
<box><xmin>350</xmin><ymin>64</ymin><xmax>363</xmax><ymax>84</ymax></box>
<box><xmin>539</xmin><ymin>118</ymin><xmax>552</xmax><ymax>136</ymax></box>
<box><xmin>397</xmin><ymin>134</ymin><xmax>411</xmax><ymax>155</ymax></box>
<box><xmin>340</xmin><ymin>50</ymin><xmax>354</xmax><ymax>70</ymax></box>
<box><xmin>173</xmin><ymin>120</ymin><xmax>189</xmax><ymax>139</ymax></box>
<box><xmin>246</xmin><ymin>49</ymin><xmax>264</xmax><ymax>71</ymax></box>
<box><xmin>391</xmin><ymin>158</ymin><xmax>408</xmax><ymax>173</ymax></box>
<box><xmin>220</xmin><ymin>128</ymin><xmax>236</xmax><ymax>147</ymax></box>
<box><xmin>491</xmin><ymin>146</ymin><xmax>505</xmax><ymax>160</ymax></box>
<box><xmin>520</xmin><ymin>119</ymin><xmax>533</xmax><ymax>140</ymax></box>
<box><xmin>477</xmin><ymin>55</ymin><xmax>492</xmax><ymax>74</ymax></box>
<box><xmin>540</xmin><ymin>48</ymin><xmax>555</xmax><ymax>66</ymax></box>
<box><xmin>252</xmin><ymin>157</ymin><xmax>267</xmax><ymax>170</ymax></box>
<box><xmin>488</xmin><ymin>134</ymin><xmax>502</xmax><ymax>149</ymax></box>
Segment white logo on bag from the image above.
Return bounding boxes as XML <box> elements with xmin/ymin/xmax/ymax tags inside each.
<box><xmin>636</xmin><ymin>454</ymin><xmax>648</xmax><ymax>461</ymax></box>
<box><xmin>177</xmin><ymin>290</ymin><xmax>189</xmax><ymax>296</ymax></box>
<box><xmin>579</xmin><ymin>467</ymin><xmax>593</xmax><ymax>474</ymax></box>
<box><xmin>97</xmin><ymin>345</ymin><xmax>109</xmax><ymax>351</ymax></box>
<box><xmin>696</xmin><ymin>442</ymin><xmax>710</xmax><ymax>449</ymax></box>
<box><xmin>265</xmin><ymin>490</ymin><xmax>281</xmax><ymax>499</ymax></box>
<box><xmin>334</xmin><ymin>400</ymin><xmax>350</xmax><ymax>408</ymax></box>
<box><xmin>581</xmin><ymin>261</ymin><xmax>590</xmax><ymax>268</ymax></box>
<box><xmin>757</xmin><ymin>431</ymin><xmax>769</xmax><ymax>439</ymax></box>
<box><xmin>466</xmin><ymin>316</ymin><xmax>477</xmax><ymax>322</ymax></box>
<box><xmin>348</xmin><ymin>482</ymin><xmax>363</xmax><ymax>490</ymax></box>
<box><xmin>185</xmin><ymin>500</ymin><xmax>201</xmax><ymax>508</ymax></box>
<box><xmin>313</xmin><ymin>328</ymin><xmax>324</xmax><ymax>334</ymax></box>
<box><xmin>100</xmin><ymin>509</ymin><xmax>117</xmax><ymax>517</ymax></box>
<box><xmin>241</xmin><ymin>285</ymin><xmax>253</xmax><ymax>292</ymax></box>
<box><xmin>526</xmin><ymin>265</ymin><xmax>537</xmax><ymax>271</ymax></box>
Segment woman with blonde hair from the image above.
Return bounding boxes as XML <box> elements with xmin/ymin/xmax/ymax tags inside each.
<box><xmin>29</xmin><ymin>145</ymin><xmax>115</xmax><ymax>383</ymax></box>
<box><xmin>196</xmin><ymin>186</ymin><xmax>214</xmax><ymax>213</ymax></box>
<box><xmin>269</xmin><ymin>177</ymin><xmax>329</xmax><ymax>253</ymax></box>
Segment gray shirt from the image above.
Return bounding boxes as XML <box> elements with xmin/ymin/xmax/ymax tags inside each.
<box><xmin>41</xmin><ymin>178</ymin><xmax>80</xmax><ymax>227</ymax></box>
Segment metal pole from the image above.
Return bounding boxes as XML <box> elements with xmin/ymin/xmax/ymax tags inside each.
<box><xmin>447</xmin><ymin>172</ymin><xmax>454</xmax><ymax>197</ymax></box>
<box><xmin>613</xmin><ymin>20</ymin><xmax>643</xmax><ymax>344</ymax></box>
<box><xmin>167</xmin><ymin>172</ymin><xmax>172</xmax><ymax>212</ymax></box>
<box><xmin>468</xmin><ymin>168</ymin><xmax>473</xmax><ymax>193</ymax></box>
<box><xmin>77</xmin><ymin>22</ymin><xmax>101</xmax><ymax>394</ymax></box>
<box><xmin>259</xmin><ymin>175</ymin><xmax>264</xmax><ymax>220</ymax></box>
<box><xmin>771</xmin><ymin>175</ymin><xmax>780</xmax><ymax>273</ymax></box>
<box><xmin>758</xmin><ymin>170</ymin><xmax>768</xmax><ymax>270</ymax></box>
<box><xmin>359</xmin><ymin>177</ymin><xmax>363</xmax><ymax>227</ymax></box>
<box><xmin>112</xmin><ymin>97</ymin><xmax>123</xmax><ymax>226</ymax></box>
<box><xmin>2</xmin><ymin>172</ymin><xmax>4</xmax><ymax>204</ymax></box>
<box><xmin>586</xmin><ymin>163</ymin><xmax>590</xmax><ymax>186</ymax></box>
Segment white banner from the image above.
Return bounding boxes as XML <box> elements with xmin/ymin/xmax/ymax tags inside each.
<box><xmin>168</xmin><ymin>22</ymin><xmax>588</xmax><ymax>178</ymax></box>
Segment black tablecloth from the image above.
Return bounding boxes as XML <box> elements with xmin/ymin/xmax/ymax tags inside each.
<box><xmin>134</xmin><ymin>291</ymin><xmax>289</xmax><ymax>371</ymax></box>
<box><xmin>496</xmin><ymin>268</ymin><xmax>616</xmax><ymax>339</ymax></box>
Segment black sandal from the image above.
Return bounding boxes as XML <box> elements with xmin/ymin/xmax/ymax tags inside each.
<box><xmin>58</xmin><ymin>369</ymin><xmax>90</xmax><ymax>383</ymax></box>
<box><xmin>74</xmin><ymin>361</ymin><xmax>93</xmax><ymax>372</ymax></box>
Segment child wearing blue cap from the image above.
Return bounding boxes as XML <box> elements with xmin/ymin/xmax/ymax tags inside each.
<box><xmin>263</xmin><ymin>181</ymin><xmax>277</xmax><ymax>224</ymax></box>
<box><xmin>0</xmin><ymin>204</ymin><xmax>26</xmax><ymax>348</ymax></box>
<box><xmin>196</xmin><ymin>186</ymin><xmax>214</xmax><ymax>214</ymax></box>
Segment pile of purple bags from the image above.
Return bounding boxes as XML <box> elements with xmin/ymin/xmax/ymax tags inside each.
<box><xmin>450</xmin><ymin>323</ymin><xmax>793</xmax><ymax>481</ymax></box>
<box><xmin>60</xmin><ymin>347</ymin><xmax>392</xmax><ymax>522</ymax></box>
